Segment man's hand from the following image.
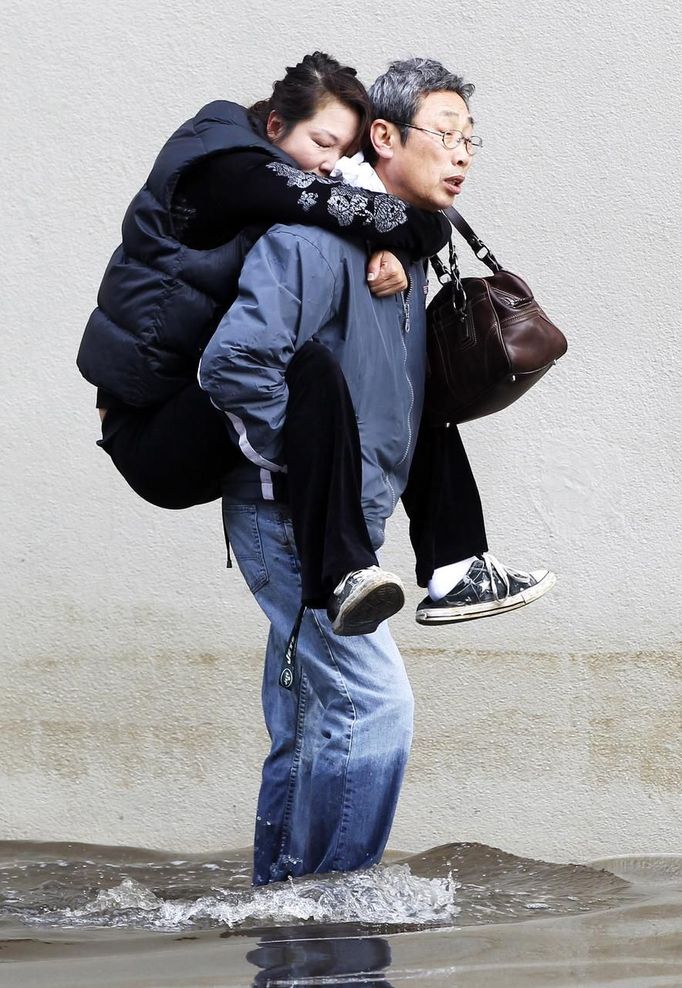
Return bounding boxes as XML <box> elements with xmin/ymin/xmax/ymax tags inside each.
<box><xmin>366</xmin><ymin>250</ymin><xmax>409</xmax><ymax>297</ymax></box>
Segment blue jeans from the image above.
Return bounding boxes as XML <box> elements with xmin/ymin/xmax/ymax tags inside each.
<box><xmin>222</xmin><ymin>498</ymin><xmax>414</xmax><ymax>886</ymax></box>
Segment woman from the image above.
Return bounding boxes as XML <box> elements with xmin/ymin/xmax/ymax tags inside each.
<box><xmin>77</xmin><ymin>53</ymin><xmax>451</xmax><ymax>629</ymax></box>
<box><xmin>78</xmin><ymin>52</ymin><xmax>449</xmax><ymax>504</ymax></box>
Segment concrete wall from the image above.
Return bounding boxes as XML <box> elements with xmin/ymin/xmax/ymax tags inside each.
<box><xmin>1</xmin><ymin>0</ymin><xmax>680</xmax><ymax>862</ymax></box>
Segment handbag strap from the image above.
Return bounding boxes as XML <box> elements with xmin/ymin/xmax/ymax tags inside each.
<box><xmin>429</xmin><ymin>210</ymin><xmax>502</xmax><ymax>317</ymax></box>
<box><xmin>430</xmin><ymin>238</ymin><xmax>467</xmax><ymax>317</ymax></box>
<box><xmin>443</xmin><ymin>207</ymin><xmax>502</xmax><ymax>274</ymax></box>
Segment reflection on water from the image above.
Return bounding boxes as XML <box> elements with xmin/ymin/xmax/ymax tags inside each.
<box><xmin>1</xmin><ymin>840</ymin><xmax>681</xmax><ymax>987</ymax></box>
<box><xmin>247</xmin><ymin>931</ymin><xmax>395</xmax><ymax>987</ymax></box>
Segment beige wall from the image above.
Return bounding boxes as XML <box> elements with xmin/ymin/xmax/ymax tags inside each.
<box><xmin>1</xmin><ymin>0</ymin><xmax>680</xmax><ymax>860</ymax></box>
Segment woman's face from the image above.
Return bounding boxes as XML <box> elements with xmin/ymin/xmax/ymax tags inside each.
<box><xmin>267</xmin><ymin>98</ymin><xmax>361</xmax><ymax>176</ymax></box>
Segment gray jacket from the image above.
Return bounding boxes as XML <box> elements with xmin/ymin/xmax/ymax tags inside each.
<box><xmin>198</xmin><ymin>224</ymin><xmax>428</xmax><ymax>549</ymax></box>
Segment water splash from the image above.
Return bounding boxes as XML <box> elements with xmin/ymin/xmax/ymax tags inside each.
<box><xmin>5</xmin><ymin>864</ymin><xmax>459</xmax><ymax>932</ymax></box>
<box><xmin>5</xmin><ymin>862</ymin><xmax>458</xmax><ymax>932</ymax></box>
<box><xmin>0</xmin><ymin>840</ymin><xmax>633</xmax><ymax>936</ymax></box>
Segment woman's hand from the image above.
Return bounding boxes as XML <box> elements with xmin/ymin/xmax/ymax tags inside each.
<box><xmin>366</xmin><ymin>250</ymin><xmax>409</xmax><ymax>297</ymax></box>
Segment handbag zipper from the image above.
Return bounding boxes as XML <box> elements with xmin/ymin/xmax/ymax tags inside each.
<box><xmin>493</xmin><ymin>289</ymin><xmax>532</xmax><ymax>307</ymax></box>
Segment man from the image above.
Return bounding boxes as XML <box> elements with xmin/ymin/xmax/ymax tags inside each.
<box><xmin>198</xmin><ymin>58</ymin><xmax>541</xmax><ymax>886</ymax></box>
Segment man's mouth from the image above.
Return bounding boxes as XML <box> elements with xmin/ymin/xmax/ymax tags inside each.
<box><xmin>443</xmin><ymin>176</ymin><xmax>465</xmax><ymax>195</ymax></box>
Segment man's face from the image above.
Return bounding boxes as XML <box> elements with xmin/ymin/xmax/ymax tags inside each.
<box><xmin>373</xmin><ymin>91</ymin><xmax>475</xmax><ymax>210</ymax></box>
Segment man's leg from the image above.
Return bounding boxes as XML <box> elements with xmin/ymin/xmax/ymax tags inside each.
<box><xmin>222</xmin><ymin>497</ymin><xmax>413</xmax><ymax>886</ymax></box>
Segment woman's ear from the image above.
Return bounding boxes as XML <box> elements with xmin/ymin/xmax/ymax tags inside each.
<box><xmin>266</xmin><ymin>111</ymin><xmax>285</xmax><ymax>143</ymax></box>
<box><xmin>369</xmin><ymin>119</ymin><xmax>396</xmax><ymax>161</ymax></box>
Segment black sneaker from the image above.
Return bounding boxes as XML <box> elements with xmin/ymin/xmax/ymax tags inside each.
<box><xmin>328</xmin><ymin>566</ymin><xmax>405</xmax><ymax>636</ymax></box>
<box><xmin>416</xmin><ymin>553</ymin><xmax>556</xmax><ymax>625</ymax></box>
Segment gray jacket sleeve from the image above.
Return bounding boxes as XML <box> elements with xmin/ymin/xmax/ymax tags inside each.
<box><xmin>198</xmin><ymin>227</ymin><xmax>337</xmax><ymax>471</ymax></box>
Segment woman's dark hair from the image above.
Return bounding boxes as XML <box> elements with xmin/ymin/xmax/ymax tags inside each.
<box><xmin>250</xmin><ymin>52</ymin><xmax>370</xmax><ymax>153</ymax></box>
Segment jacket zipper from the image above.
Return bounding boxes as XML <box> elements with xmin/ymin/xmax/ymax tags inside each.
<box><xmin>386</xmin><ymin>284</ymin><xmax>416</xmax><ymax>512</ymax></box>
<box><xmin>401</xmin><ymin>286</ymin><xmax>411</xmax><ymax>333</ymax></box>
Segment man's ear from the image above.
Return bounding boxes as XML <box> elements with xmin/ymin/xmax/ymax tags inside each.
<box><xmin>370</xmin><ymin>119</ymin><xmax>396</xmax><ymax>160</ymax></box>
<box><xmin>266</xmin><ymin>111</ymin><xmax>284</xmax><ymax>143</ymax></box>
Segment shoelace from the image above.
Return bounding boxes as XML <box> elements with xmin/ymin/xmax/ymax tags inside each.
<box><xmin>480</xmin><ymin>552</ymin><xmax>531</xmax><ymax>601</ymax></box>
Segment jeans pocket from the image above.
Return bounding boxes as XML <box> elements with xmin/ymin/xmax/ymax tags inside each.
<box><xmin>222</xmin><ymin>502</ymin><xmax>269</xmax><ymax>594</ymax></box>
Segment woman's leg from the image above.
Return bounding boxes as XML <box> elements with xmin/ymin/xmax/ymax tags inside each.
<box><xmin>403</xmin><ymin>418</ymin><xmax>556</xmax><ymax>624</ymax></box>
<box><xmin>100</xmin><ymin>381</ymin><xmax>241</xmax><ymax>509</ymax></box>
<box><xmin>401</xmin><ymin>419</ymin><xmax>488</xmax><ymax>588</ymax></box>
<box><xmin>100</xmin><ymin>344</ymin><xmax>401</xmax><ymax>628</ymax></box>
<box><xmin>284</xmin><ymin>341</ymin><xmax>379</xmax><ymax>607</ymax></box>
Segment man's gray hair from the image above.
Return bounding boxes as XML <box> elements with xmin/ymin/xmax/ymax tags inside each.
<box><xmin>369</xmin><ymin>57</ymin><xmax>474</xmax><ymax>144</ymax></box>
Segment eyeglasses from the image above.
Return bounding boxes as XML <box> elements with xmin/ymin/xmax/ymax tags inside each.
<box><xmin>393</xmin><ymin>122</ymin><xmax>483</xmax><ymax>154</ymax></box>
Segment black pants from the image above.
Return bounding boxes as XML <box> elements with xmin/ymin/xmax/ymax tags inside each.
<box><xmin>99</xmin><ymin>342</ymin><xmax>488</xmax><ymax>603</ymax></box>
<box><xmin>99</xmin><ymin>379</ymin><xmax>240</xmax><ymax>509</ymax></box>
<box><xmin>402</xmin><ymin>416</ymin><xmax>489</xmax><ymax>588</ymax></box>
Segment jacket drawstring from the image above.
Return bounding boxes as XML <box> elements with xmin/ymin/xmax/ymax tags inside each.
<box><xmin>280</xmin><ymin>604</ymin><xmax>306</xmax><ymax>690</ymax></box>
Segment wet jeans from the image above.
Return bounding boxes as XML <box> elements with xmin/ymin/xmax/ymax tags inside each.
<box><xmin>222</xmin><ymin>498</ymin><xmax>414</xmax><ymax>887</ymax></box>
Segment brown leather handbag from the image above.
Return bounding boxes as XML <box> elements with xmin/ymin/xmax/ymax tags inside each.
<box><xmin>424</xmin><ymin>207</ymin><xmax>568</xmax><ymax>425</ymax></box>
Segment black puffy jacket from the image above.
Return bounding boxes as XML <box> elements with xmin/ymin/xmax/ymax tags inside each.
<box><xmin>77</xmin><ymin>101</ymin><xmax>297</xmax><ymax>407</ymax></box>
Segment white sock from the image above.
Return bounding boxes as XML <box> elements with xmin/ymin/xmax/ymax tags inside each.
<box><xmin>428</xmin><ymin>556</ymin><xmax>478</xmax><ymax>601</ymax></box>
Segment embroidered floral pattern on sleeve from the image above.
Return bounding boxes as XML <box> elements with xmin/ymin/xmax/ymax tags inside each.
<box><xmin>266</xmin><ymin>162</ymin><xmax>320</xmax><ymax>189</ymax></box>
<box><xmin>374</xmin><ymin>197</ymin><xmax>409</xmax><ymax>233</ymax></box>
<box><xmin>327</xmin><ymin>190</ymin><xmax>372</xmax><ymax>227</ymax></box>
<box><xmin>327</xmin><ymin>190</ymin><xmax>408</xmax><ymax>232</ymax></box>
<box><xmin>298</xmin><ymin>192</ymin><xmax>318</xmax><ymax>212</ymax></box>
<box><xmin>266</xmin><ymin>162</ymin><xmax>408</xmax><ymax>233</ymax></box>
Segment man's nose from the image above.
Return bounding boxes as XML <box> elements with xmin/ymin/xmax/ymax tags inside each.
<box><xmin>452</xmin><ymin>143</ymin><xmax>472</xmax><ymax>168</ymax></box>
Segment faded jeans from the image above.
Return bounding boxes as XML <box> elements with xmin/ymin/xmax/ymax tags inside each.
<box><xmin>222</xmin><ymin>498</ymin><xmax>414</xmax><ymax>887</ymax></box>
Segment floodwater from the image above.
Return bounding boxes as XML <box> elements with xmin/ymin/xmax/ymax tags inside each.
<box><xmin>1</xmin><ymin>840</ymin><xmax>682</xmax><ymax>986</ymax></box>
